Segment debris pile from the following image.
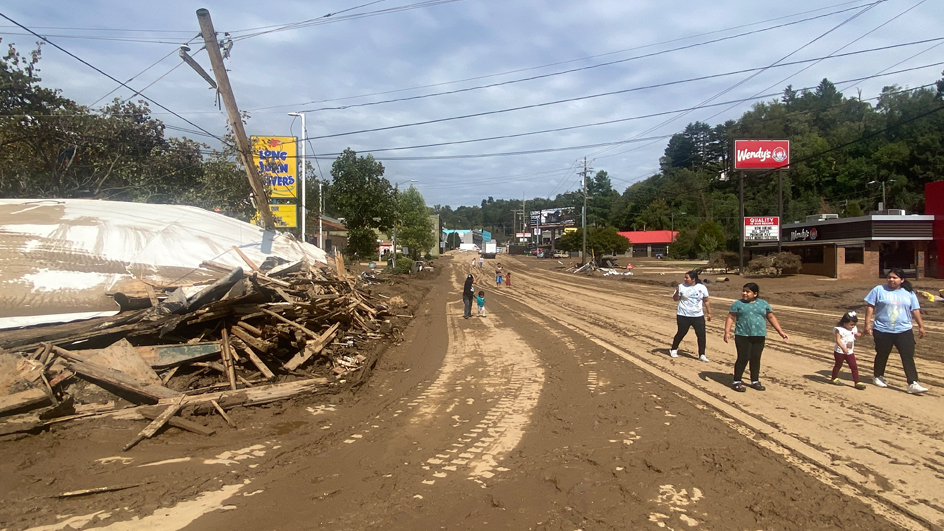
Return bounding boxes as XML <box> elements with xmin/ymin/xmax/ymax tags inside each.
<box><xmin>0</xmin><ymin>256</ymin><xmax>406</xmax><ymax>443</ymax></box>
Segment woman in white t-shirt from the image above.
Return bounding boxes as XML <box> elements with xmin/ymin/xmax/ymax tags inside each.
<box><xmin>669</xmin><ymin>270</ymin><xmax>712</xmax><ymax>361</ymax></box>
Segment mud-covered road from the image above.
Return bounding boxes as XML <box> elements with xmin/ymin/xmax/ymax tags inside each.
<box><xmin>2</xmin><ymin>253</ymin><xmax>943</xmax><ymax>531</ymax></box>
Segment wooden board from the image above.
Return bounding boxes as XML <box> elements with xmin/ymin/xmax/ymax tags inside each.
<box><xmin>76</xmin><ymin>339</ymin><xmax>161</xmax><ymax>384</ymax></box>
<box><xmin>135</xmin><ymin>342</ymin><xmax>222</xmax><ymax>369</ymax></box>
<box><xmin>0</xmin><ymin>388</ymin><xmax>50</xmax><ymax>417</ymax></box>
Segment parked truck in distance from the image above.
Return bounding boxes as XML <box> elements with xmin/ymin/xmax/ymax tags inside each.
<box><xmin>482</xmin><ymin>241</ymin><xmax>497</xmax><ymax>259</ymax></box>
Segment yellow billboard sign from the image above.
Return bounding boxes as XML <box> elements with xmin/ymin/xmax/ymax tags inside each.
<box><xmin>251</xmin><ymin>136</ymin><xmax>298</xmax><ymax>199</ymax></box>
<box><xmin>253</xmin><ymin>204</ymin><xmax>297</xmax><ymax>228</ymax></box>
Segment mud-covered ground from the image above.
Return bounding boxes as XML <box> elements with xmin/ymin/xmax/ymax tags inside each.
<box><xmin>1</xmin><ymin>253</ymin><xmax>942</xmax><ymax>531</ymax></box>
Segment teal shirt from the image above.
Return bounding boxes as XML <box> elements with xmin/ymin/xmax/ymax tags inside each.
<box><xmin>729</xmin><ymin>299</ymin><xmax>773</xmax><ymax>336</ymax></box>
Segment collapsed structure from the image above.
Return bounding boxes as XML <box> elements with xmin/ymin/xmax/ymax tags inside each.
<box><xmin>0</xmin><ymin>199</ymin><xmax>407</xmax><ymax>447</ymax></box>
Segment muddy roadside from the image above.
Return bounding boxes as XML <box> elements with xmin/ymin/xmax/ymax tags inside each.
<box><xmin>0</xmin><ymin>262</ymin><xmax>442</xmax><ymax>530</ymax></box>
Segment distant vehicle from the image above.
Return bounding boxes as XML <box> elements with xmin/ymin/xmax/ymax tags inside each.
<box><xmin>482</xmin><ymin>241</ymin><xmax>497</xmax><ymax>259</ymax></box>
<box><xmin>553</xmin><ymin>250</ymin><xmax>569</xmax><ymax>258</ymax></box>
<box><xmin>536</xmin><ymin>250</ymin><xmax>546</xmax><ymax>258</ymax></box>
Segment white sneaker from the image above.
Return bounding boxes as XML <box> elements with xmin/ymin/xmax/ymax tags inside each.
<box><xmin>669</xmin><ymin>349</ymin><xmax>678</xmax><ymax>358</ymax></box>
<box><xmin>907</xmin><ymin>382</ymin><xmax>928</xmax><ymax>394</ymax></box>
<box><xmin>699</xmin><ymin>355</ymin><xmax>709</xmax><ymax>362</ymax></box>
<box><xmin>874</xmin><ymin>376</ymin><xmax>888</xmax><ymax>388</ymax></box>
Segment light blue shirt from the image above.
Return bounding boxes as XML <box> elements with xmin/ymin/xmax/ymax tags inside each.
<box><xmin>865</xmin><ymin>285</ymin><xmax>920</xmax><ymax>333</ymax></box>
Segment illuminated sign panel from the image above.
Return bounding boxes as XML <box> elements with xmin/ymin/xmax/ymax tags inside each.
<box><xmin>734</xmin><ymin>140</ymin><xmax>790</xmax><ymax>170</ymax></box>
<box><xmin>251</xmin><ymin>136</ymin><xmax>298</xmax><ymax>198</ymax></box>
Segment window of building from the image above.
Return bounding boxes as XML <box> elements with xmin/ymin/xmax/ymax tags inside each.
<box><xmin>797</xmin><ymin>246</ymin><xmax>824</xmax><ymax>263</ymax></box>
<box><xmin>844</xmin><ymin>247</ymin><xmax>864</xmax><ymax>264</ymax></box>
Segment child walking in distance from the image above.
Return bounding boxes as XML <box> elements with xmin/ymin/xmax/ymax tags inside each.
<box><xmin>832</xmin><ymin>311</ymin><xmax>866</xmax><ymax>389</ymax></box>
<box><xmin>475</xmin><ymin>291</ymin><xmax>486</xmax><ymax>317</ymax></box>
<box><xmin>723</xmin><ymin>283</ymin><xmax>789</xmax><ymax>392</ymax></box>
<box><xmin>495</xmin><ymin>263</ymin><xmax>504</xmax><ymax>287</ymax></box>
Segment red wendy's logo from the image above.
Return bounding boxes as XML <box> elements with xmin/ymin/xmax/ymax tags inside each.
<box><xmin>810</xmin><ymin>227</ymin><xmax>818</xmax><ymax>240</ymax></box>
<box><xmin>773</xmin><ymin>147</ymin><xmax>787</xmax><ymax>163</ymax></box>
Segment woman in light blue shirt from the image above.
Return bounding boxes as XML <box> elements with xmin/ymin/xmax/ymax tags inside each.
<box><xmin>864</xmin><ymin>268</ymin><xmax>927</xmax><ymax>394</ymax></box>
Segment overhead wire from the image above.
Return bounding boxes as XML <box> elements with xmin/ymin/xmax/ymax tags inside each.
<box><xmin>249</xmin><ymin>1</ymin><xmax>879</xmax><ymax>112</ymax></box>
<box><xmin>0</xmin><ymin>12</ymin><xmax>224</xmax><ymax>143</ymax></box>
<box><xmin>299</xmin><ymin>41</ymin><xmax>943</xmax><ymax>144</ymax></box>
<box><xmin>586</xmin><ymin>0</ymin><xmax>886</xmax><ymax>162</ymax></box>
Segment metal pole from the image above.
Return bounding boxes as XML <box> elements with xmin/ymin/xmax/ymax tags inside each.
<box><xmin>778</xmin><ymin>168</ymin><xmax>783</xmax><ymax>253</ymax></box>
<box><xmin>392</xmin><ymin>182</ymin><xmax>398</xmax><ymax>269</ymax></box>
<box><xmin>300</xmin><ymin>113</ymin><xmax>306</xmax><ymax>243</ymax></box>
<box><xmin>288</xmin><ymin>112</ymin><xmax>307</xmax><ymax>242</ymax></box>
<box><xmin>319</xmin><ymin>181</ymin><xmax>324</xmax><ymax>249</ymax></box>
<box><xmin>739</xmin><ymin>170</ymin><xmax>745</xmax><ymax>274</ymax></box>
<box><xmin>196</xmin><ymin>9</ymin><xmax>275</xmax><ymax>230</ymax></box>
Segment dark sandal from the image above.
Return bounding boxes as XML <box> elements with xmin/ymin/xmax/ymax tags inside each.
<box><xmin>732</xmin><ymin>382</ymin><xmax>746</xmax><ymax>392</ymax></box>
<box><xmin>750</xmin><ymin>382</ymin><xmax>766</xmax><ymax>391</ymax></box>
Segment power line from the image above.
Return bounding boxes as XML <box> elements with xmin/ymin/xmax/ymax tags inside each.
<box><xmin>250</xmin><ymin>1</ymin><xmax>879</xmax><ymax>113</ymax></box>
<box><xmin>302</xmin><ymin>41</ymin><xmax>944</xmax><ymax>143</ymax></box>
<box><xmin>0</xmin><ymin>12</ymin><xmax>224</xmax><ymax>143</ymax></box>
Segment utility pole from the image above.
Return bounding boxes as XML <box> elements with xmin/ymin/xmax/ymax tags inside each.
<box><xmin>739</xmin><ymin>170</ymin><xmax>745</xmax><ymax>274</ymax></box>
<box><xmin>196</xmin><ymin>8</ymin><xmax>275</xmax><ymax>230</ymax></box>
<box><xmin>579</xmin><ymin>157</ymin><xmax>592</xmax><ymax>265</ymax></box>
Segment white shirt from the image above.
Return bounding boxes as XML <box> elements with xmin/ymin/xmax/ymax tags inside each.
<box><xmin>834</xmin><ymin>325</ymin><xmax>858</xmax><ymax>354</ymax></box>
<box><xmin>676</xmin><ymin>283</ymin><xmax>709</xmax><ymax>317</ymax></box>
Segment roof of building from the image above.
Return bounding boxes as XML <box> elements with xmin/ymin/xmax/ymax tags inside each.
<box><xmin>617</xmin><ymin>230</ymin><xmax>678</xmax><ymax>245</ymax></box>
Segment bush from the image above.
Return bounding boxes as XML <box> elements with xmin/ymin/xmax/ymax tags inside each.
<box><xmin>385</xmin><ymin>256</ymin><xmax>413</xmax><ymax>275</ymax></box>
<box><xmin>707</xmin><ymin>251</ymin><xmax>739</xmax><ymax>272</ymax></box>
<box><xmin>744</xmin><ymin>252</ymin><xmax>802</xmax><ymax>276</ymax></box>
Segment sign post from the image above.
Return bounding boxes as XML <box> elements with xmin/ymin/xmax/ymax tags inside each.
<box><xmin>734</xmin><ymin>140</ymin><xmax>790</xmax><ymax>272</ymax></box>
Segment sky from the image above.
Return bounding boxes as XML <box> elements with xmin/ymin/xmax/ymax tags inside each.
<box><xmin>2</xmin><ymin>0</ymin><xmax>943</xmax><ymax>208</ymax></box>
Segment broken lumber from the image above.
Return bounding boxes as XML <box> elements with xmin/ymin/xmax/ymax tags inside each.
<box><xmin>285</xmin><ymin>322</ymin><xmax>341</xmax><ymax>371</ymax></box>
<box><xmin>52</xmin><ymin>346</ymin><xmax>181</xmax><ymax>403</ymax></box>
<box><xmin>123</xmin><ymin>396</ymin><xmax>185</xmax><ymax>451</ymax></box>
<box><xmin>138</xmin><ymin>405</ymin><xmax>215</xmax><ymax>436</ymax></box>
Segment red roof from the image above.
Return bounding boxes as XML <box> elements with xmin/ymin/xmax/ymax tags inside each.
<box><xmin>617</xmin><ymin>230</ymin><xmax>677</xmax><ymax>244</ymax></box>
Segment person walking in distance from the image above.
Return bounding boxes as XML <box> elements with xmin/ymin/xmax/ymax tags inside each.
<box><xmin>475</xmin><ymin>290</ymin><xmax>487</xmax><ymax>317</ymax></box>
<box><xmin>831</xmin><ymin>311</ymin><xmax>866</xmax><ymax>389</ymax></box>
<box><xmin>864</xmin><ymin>268</ymin><xmax>928</xmax><ymax>394</ymax></box>
<box><xmin>478</xmin><ymin>256</ymin><xmax>484</xmax><ymax>269</ymax></box>
<box><xmin>495</xmin><ymin>262</ymin><xmax>504</xmax><ymax>288</ymax></box>
<box><xmin>723</xmin><ymin>282</ymin><xmax>789</xmax><ymax>392</ymax></box>
<box><xmin>669</xmin><ymin>270</ymin><xmax>712</xmax><ymax>361</ymax></box>
<box><xmin>462</xmin><ymin>274</ymin><xmax>476</xmax><ymax>319</ymax></box>
<box><xmin>505</xmin><ymin>270</ymin><xmax>512</xmax><ymax>288</ymax></box>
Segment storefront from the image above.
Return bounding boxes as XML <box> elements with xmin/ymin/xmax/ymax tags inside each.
<box><xmin>748</xmin><ymin>212</ymin><xmax>934</xmax><ymax>279</ymax></box>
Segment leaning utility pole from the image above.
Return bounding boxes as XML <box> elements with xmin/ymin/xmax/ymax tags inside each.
<box><xmin>196</xmin><ymin>8</ymin><xmax>275</xmax><ymax>230</ymax></box>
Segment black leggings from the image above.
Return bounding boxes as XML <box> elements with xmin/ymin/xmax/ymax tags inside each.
<box><xmin>671</xmin><ymin>315</ymin><xmax>706</xmax><ymax>356</ymax></box>
<box><xmin>733</xmin><ymin>335</ymin><xmax>766</xmax><ymax>382</ymax></box>
<box><xmin>872</xmin><ymin>329</ymin><xmax>919</xmax><ymax>384</ymax></box>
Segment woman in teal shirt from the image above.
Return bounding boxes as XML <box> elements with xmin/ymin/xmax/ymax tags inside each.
<box><xmin>723</xmin><ymin>282</ymin><xmax>789</xmax><ymax>392</ymax></box>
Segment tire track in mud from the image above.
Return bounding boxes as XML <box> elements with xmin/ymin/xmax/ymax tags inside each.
<box><xmin>493</xmin><ymin>256</ymin><xmax>944</xmax><ymax>530</ymax></box>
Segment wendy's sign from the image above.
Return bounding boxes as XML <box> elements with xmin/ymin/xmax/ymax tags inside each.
<box><xmin>734</xmin><ymin>140</ymin><xmax>790</xmax><ymax>170</ymax></box>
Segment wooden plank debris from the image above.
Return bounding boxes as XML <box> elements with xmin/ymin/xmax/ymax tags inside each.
<box><xmin>0</xmin><ymin>254</ymin><xmax>400</xmax><ymax>436</ymax></box>
<box><xmin>123</xmin><ymin>396</ymin><xmax>185</xmax><ymax>451</ymax></box>
<box><xmin>135</xmin><ymin>342</ymin><xmax>222</xmax><ymax>369</ymax></box>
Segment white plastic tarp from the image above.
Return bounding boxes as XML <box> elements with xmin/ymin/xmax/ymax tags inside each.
<box><xmin>0</xmin><ymin>199</ymin><xmax>328</xmax><ymax>329</ymax></box>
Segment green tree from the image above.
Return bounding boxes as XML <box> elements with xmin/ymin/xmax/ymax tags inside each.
<box><xmin>394</xmin><ymin>185</ymin><xmax>435</xmax><ymax>260</ymax></box>
<box><xmin>694</xmin><ymin>221</ymin><xmax>725</xmax><ymax>258</ymax></box>
<box><xmin>559</xmin><ymin>226</ymin><xmax>629</xmax><ymax>256</ymax></box>
<box><xmin>328</xmin><ymin>148</ymin><xmax>394</xmax><ymax>260</ymax></box>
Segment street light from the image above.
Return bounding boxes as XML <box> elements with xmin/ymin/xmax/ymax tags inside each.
<box><xmin>287</xmin><ymin>112</ymin><xmax>307</xmax><ymax>244</ymax></box>
<box><xmin>868</xmin><ymin>179</ymin><xmax>895</xmax><ymax>211</ymax></box>
<box><xmin>392</xmin><ymin>180</ymin><xmax>417</xmax><ymax>269</ymax></box>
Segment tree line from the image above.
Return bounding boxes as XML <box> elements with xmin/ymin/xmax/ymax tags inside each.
<box><xmin>1</xmin><ymin>42</ymin><xmax>434</xmax><ymax>263</ymax></box>
<box><xmin>5</xmin><ymin>41</ymin><xmax>943</xmax><ymax>261</ymax></box>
